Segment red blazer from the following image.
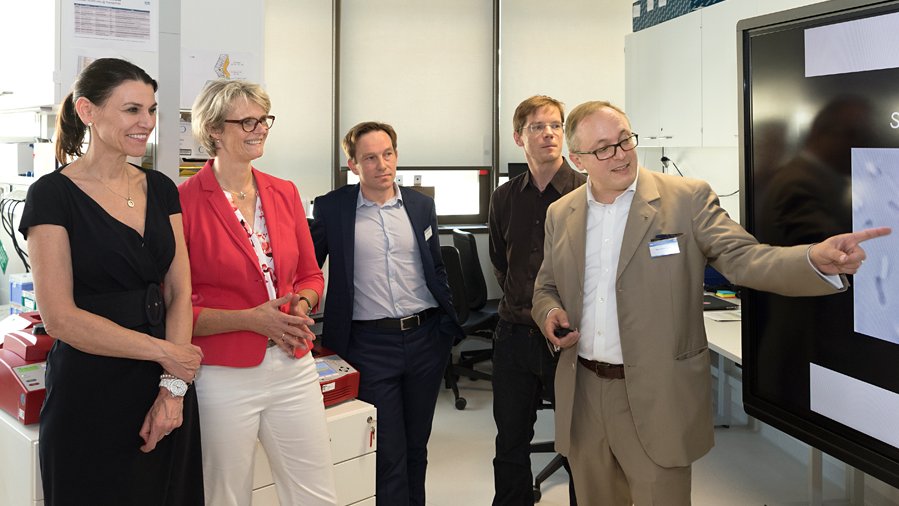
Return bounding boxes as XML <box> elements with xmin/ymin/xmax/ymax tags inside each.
<box><xmin>178</xmin><ymin>160</ymin><xmax>323</xmax><ymax>367</ymax></box>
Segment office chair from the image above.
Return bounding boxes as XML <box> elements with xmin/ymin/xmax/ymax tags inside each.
<box><xmin>441</xmin><ymin>230</ymin><xmax>498</xmax><ymax>410</ymax></box>
<box><xmin>530</xmin><ymin>391</ymin><xmax>577</xmax><ymax>503</ymax></box>
<box><xmin>439</xmin><ymin>245</ymin><xmax>475</xmax><ymax>409</ymax></box>
<box><xmin>451</xmin><ymin>229</ymin><xmax>499</xmax><ymax>315</ymax></box>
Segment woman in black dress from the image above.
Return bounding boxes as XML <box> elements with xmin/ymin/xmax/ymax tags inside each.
<box><xmin>19</xmin><ymin>58</ymin><xmax>205</xmax><ymax>505</ymax></box>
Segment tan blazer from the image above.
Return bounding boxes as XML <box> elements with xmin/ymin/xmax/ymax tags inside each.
<box><xmin>532</xmin><ymin>168</ymin><xmax>843</xmax><ymax>468</ymax></box>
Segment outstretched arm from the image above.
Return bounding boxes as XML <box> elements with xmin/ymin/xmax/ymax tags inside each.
<box><xmin>809</xmin><ymin>227</ymin><xmax>891</xmax><ymax>275</ymax></box>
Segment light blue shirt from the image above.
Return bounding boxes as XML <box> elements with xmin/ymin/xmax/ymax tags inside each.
<box><xmin>352</xmin><ymin>186</ymin><xmax>438</xmax><ymax>320</ymax></box>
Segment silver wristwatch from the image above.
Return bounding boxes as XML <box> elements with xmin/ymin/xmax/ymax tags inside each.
<box><xmin>159</xmin><ymin>375</ymin><xmax>188</xmax><ymax>397</ymax></box>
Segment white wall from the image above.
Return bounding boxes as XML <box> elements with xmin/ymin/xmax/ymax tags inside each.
<box><xmin>638</xmin><ymin>145</ymin><xmax>743</xmax><ymax>222</ymax></box>
<box><xmin>261</xmin><ymin>0</ymin><xmax>632</xmax><ymax>204</ymax></box>
<box><xmin>500</xmin><ymin>0</ymin><xmax>631</xmax><ymax>171</ymax></box>
<box><xmin>340</xmin><ymin>0</ymin><xmax>494</xmax><ymax>168</ymax></box>
<box><xmin>625</xmin><ymin>0</ymin><xmax>832</xmax><ymax>224</ymax></box>
<box><xmin>262</xmin><ymin>0</ymin><xmax>336</xmax><ymax>206</ymax></box>
<box><xmin>260</xmin><ymin>0</ymin><xmax>633</xmax><ymax>302</ymax></box>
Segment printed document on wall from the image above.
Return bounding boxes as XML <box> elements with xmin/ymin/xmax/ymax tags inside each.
<box><xmin>65</xmin><ymin>0</ymin><xmax>158</xmax><ymax>52</ymax></box>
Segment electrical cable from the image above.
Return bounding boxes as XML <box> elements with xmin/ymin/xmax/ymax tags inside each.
<box><xmin>660</xmin><ymin>156</ymin><xmax>684</xmax><ymax>177</ymax></box>
<box><xmin>1</xmin><ymin>192</ymin><xmax>30</xmax><ymax>272</ymax></box>
<box><xmin>660</xmin><ymin>156</ymin><xmax>739</xmax><ymax>197</ymax></box>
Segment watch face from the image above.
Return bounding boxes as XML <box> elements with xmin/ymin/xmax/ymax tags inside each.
<box><xmin>161</xmin><ymin>378</ymin><xmax>188</xmax><ymax>397</ymax></box>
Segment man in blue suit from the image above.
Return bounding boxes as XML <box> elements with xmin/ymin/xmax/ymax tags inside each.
<box><xmin>311</xmin><ymin>121</ymin><xmax>463</xmax><ymax>506</ymax></box>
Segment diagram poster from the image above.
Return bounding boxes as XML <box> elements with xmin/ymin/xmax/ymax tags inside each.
<box><xmin>181</xmin><ymin>49</ymin><xmax>259</xmax><ymax>109</ymax></box>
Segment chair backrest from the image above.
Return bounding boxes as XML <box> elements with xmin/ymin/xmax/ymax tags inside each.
<box><xmin>440</xmin><ymin>245</ymin><xmax>470</xmax><ymax>325</ymax></box>
<box><xmin>451</xmin><ymin>229</ymin><xmax>488</xmax><ymax>311</ymax></box>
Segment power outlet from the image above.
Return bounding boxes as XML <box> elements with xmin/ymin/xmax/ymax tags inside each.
<box><xmin>413</xmin><ymin>175</ymin><xmax>422</xmax><ymax>186</ymax></box>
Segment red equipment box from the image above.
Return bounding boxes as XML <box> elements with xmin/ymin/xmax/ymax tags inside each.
<box><xmin>0</xmin><ymin>326</ymin><xmax>54</xmax><ymax>425</ymax></box>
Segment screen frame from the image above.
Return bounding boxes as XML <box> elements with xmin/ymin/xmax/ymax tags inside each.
<box><xmin>737</xmin><ymin>0</ymin><xmax>899</xmax><ymax>488</ymax></box>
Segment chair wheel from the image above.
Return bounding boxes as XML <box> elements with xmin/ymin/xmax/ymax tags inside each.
<box><xmin>455</xmin><ymin>397</ymin><xmax>467</xmax><ymax>410</ymax></box>
<box><xmin>533</xmin><ymin>486</ymin><xmax>542</xmax><ymax>502</ymax></box>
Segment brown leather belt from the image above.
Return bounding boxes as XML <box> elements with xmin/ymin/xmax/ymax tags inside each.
<box><xmin>578</xmin><ymin>356</ymin><xmax>625</xmax><ymax>380</ymax></box>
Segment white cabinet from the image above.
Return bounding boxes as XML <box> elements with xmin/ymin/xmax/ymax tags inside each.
<box><xmin>700</xmin><ymin>0</ymin><xmax>757</xmax><ymax>147</ymax></box>
<box><xmin>625</xmin><ymin>11</ymin><xmax>702</xmax><ymax>147</ymax></box>
<box><xmin>0</xmin><ymin>411</ymin><xmax>42</xmax><ymax>505</ymax></box>
<box><xmin>696</xmin><ymin>0</ymin><xmax>827</xmax><ymax>147</ymax></box>
<box><xmin>627</xmin><ymin>0</ymin><xmax>825</xmax><ymax>149</ymax></box>
<box><xmin>0</xmin><ymin>399</ymin><xmax>376</xmax><ymax>506</ymax></box>
<box><xmin>252</xmin><ymin>399</ymin><xmax>377</xmax><ymax>506</ymax></box>
<box><xmin>0</xmin><ymin>2</ymin><xmax>59</xmax><ymax>110</ymax></box>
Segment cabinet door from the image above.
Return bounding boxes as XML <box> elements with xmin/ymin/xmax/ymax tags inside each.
<box><xmin>656</xmin><ymin>12</ymin><xmax>702</xmax><ymax>147</ymax></box>
<box><xmin>626</xmin><ymin>13</ymin><xmax>702</xmax><ymax>148</ymax></box>
<box><xmin>625</xmin><ymin>31</ymin><xmax>661</xmax><ymax>146</ymax></box>
<box><xmin>0</xmin><ymin>2</ymin><xmax>58</xmax><ymax>109</ymax></box>
<box><xmin>701</xmin><ymin>0</ymin><xmax>757</xmax><ymax>147</ymax></box>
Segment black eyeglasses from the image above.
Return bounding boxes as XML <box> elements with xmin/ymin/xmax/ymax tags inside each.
<box><xmin>224</xmin><ymin>115</ymin><xmax>276</xmax><ymax>132</ymax></box>
<box><xmin>572</xmin><ymin>133</ymin><xmax>639</xmax><ymax>161</ymax></box>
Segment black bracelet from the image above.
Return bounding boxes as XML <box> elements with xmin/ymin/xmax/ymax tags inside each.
<box><xmin>298</xmin><ymin>296</ymin><xmax>314</xmax><ymax>314</ymax></box>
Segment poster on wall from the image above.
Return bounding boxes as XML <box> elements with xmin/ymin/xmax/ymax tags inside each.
<box><xmin>180</xmin><ymin>49</ymin><xmax>259</xmax><ymax>110</ymax></box>
<box><xmin>66</xmin><ymin>0</ymin><xmax>158</xmax><ymax>52</ymax></box>
<box><xmin>58</xmin><ymin>0</ymin><xmax>160</xmax><ymax>102</ymax></box>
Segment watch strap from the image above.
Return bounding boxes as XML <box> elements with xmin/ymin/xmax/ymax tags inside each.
<box><xmin>159</xmin><ymin>377</ymin><xmax>188</xmax><ymax>397</ymax></box>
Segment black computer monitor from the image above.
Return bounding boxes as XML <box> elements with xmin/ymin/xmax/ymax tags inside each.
<box><xmin>507</xmin><ymin>162</ymin><xmax>528</xmax><ymax>179</ymax></box>
<box><xmin>739</xmin><ymin>0</ymin><xmax>899</xmax><ymax>488</ymax></box>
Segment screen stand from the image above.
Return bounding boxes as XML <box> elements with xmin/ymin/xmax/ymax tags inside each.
<box><xmin>808</xmin><ymin>449</ymin><xmax>865</xmax><ymax>505</ymax></box>
<box><xmin>809</xmin><ymin>448</ymin><xmax>823</xmax><ymax>506</ymax></box>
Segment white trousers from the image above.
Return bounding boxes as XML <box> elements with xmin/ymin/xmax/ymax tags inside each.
<box><xmin>195</xmin><ymin>348</ymin><xmax>337</xmax><ymax>506</ymax></box>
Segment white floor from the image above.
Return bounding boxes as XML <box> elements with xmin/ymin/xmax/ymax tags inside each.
<box><xmin>425</xmin><ymin>374</ymin><xmax>852</xmax><ymax>506</ymax></box>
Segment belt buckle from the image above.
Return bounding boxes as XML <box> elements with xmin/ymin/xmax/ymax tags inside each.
<box><xmin>400</xmin><ymin>314</ymin><xmax>420</xmax><ymax>331</ymax></box>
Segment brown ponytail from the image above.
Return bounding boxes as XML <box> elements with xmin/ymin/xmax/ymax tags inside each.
<box><xmin>55</xmin><ymin>92</ymin><xmax>88</xmax><ymax>163</ymax></box>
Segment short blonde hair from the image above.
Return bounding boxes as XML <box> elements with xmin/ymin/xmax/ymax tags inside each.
<box><xmin>191</xmin><ymin>79</ymin><xmax>271</xmax><ymax>157</ymax></box>
<box><xmin>565</xmin><ymin>101</ymin><xmax>629</xmax><ymax>152</ymax></box>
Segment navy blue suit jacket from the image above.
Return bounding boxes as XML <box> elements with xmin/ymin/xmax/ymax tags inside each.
<box><xmin>310</xmin><ymin>184</ymin><xmax>463</xmax><ymax>357</ymax></box>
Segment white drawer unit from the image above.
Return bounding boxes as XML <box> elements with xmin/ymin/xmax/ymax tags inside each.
<box><xmin>0</xmin><ymin>410</ymin><xmax>41</xmax><ymax>505</ymax></box>
<box><xmin>252</xmin><ymin>399</ymin><xmax>377</xmax><ymax>506</ymax></box>
<box><xmin>0</xmin><ymin>399</ymin><xmax>376</xmax><ymax>506</ymax></box>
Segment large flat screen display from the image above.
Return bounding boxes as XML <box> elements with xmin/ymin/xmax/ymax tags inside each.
<box><xmin>739</xmin><ymin>0</ymin><xmax>899</xmax><ymax>487</ymax></box>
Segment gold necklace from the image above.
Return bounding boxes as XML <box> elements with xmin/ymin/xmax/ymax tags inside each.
<box><xmin>220</xmin><ymin>180</ymin><xmax>256</xmax><ymax>200</ymax></box>
<box><xmin>92</xmin><ymin>167</ymin><xmax>134</xmax><ymax>208</ymax></box>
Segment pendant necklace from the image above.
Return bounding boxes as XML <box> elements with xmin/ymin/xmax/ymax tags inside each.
<box><xmin>221</xmin><ymin>180</ymin><xmax>256</xmax><ymax>200</ymax></box>
<box><xmin>92</xmin><ymin>166</ymin><xmax>134</xmax><ymax>208</ymax></box>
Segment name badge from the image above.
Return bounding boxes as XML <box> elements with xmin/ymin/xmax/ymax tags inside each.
<box><xmin>424</xmin><ymin>225</ymin><xmax>433</xmax><ymax>241</ymax></box>
<box><xmin>649</xmin><ymin>237</ymin><xmax>680</xmax><ymax>257</ymax></box>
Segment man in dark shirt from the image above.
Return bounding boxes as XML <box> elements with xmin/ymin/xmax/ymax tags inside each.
<box><xmin>488</xmin><ymin>95</ymin><xmax>586</xmax><ymax>505</ymax></box>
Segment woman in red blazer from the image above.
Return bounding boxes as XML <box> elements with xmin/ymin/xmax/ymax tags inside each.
<box><xmin>179</xmin><ymin>79</ymin><xmax>337</xmax><ymax>506</ymax></box>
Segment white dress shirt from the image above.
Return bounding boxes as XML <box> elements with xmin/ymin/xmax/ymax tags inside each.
<box><xmin>578</xmin><ymin>173</ymin><xmax>639</xmax><ymax>364</ymax></box>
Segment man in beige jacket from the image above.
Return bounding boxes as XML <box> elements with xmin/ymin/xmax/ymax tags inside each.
<box><xmin>531</xmin><ymin>100</ymin><xmax>890</xmax><ymax>505</ymax></box>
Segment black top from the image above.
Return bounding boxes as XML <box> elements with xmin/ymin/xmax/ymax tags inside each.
<box><xmin>19</xmin><ymin>165</ymin><xmax>204</xmax><ymax>506</ymax></box>
<box><xmin>488</xmin><ymin>160</ymin><xmax>586</xmax><ymax>325</ymax></box>
<box><xmin>20</xmin><ymin>165</ymin><xmax>178</xmax><ymax>297</ymax></box>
